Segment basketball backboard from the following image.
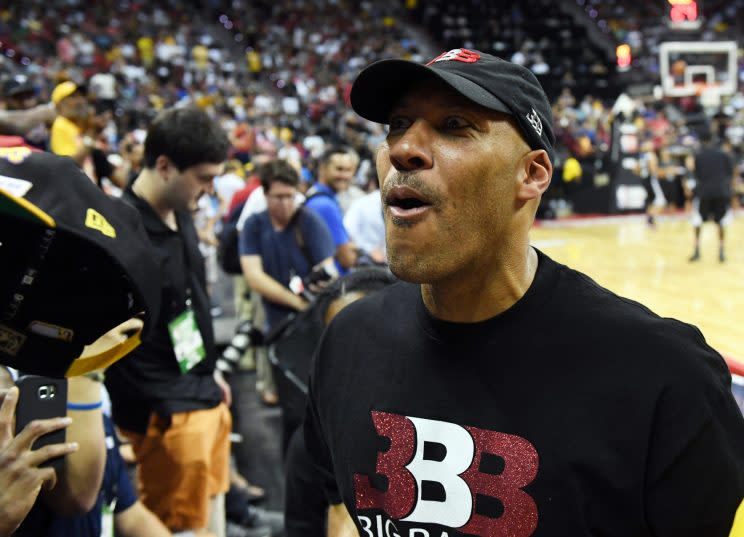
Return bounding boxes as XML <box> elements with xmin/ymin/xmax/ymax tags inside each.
<box><xmin>659</xmin><ymin>41</ymin><xmax>737</xmax><ymax>97</ymax></box>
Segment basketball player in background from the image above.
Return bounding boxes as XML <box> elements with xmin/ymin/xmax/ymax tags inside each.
<box><xmin>687</xmin><ymin>130</ymin><xmax>738</xmax><ymax>262</ymax></box>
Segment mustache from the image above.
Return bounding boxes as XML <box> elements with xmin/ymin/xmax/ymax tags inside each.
<box><xmin>381</xmin><ymin>172</ymin><xmax>442</xmax><ymax>206</ymax></box>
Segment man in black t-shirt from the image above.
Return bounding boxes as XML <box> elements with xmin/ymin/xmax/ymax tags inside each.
<box><xmin>304</xmin><ymin>49</ymin><xmax>744</xmax><ymax>537</ymax></box>
<box><xmin>687</xmin><ymin>131</ymin><xmax>736</xmax><ymax>262</ymax></box>
<box><xmin>104</xmin><ymin>107</ymin><xmax>233</xmax><ymax>536</ymax></box>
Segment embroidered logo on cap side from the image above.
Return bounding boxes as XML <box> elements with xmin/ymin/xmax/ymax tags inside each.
<box><xmin>426</xmin><ymin>48</ymin><xmax>481</xmax><ymax>66</ymax></box>
<box><xmin>526</xmin><ymin>108</ymin><xmax>543</xmax><ymax>137</ymax></box>
<box><xmin>85</xmin><ymin>208</ymin><xmax>117</xmax><ymax>238</ymax></box>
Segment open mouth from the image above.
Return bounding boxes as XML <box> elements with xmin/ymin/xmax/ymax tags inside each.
<box><xmin>390</xmin><ymin>197</ymin><xmax>428</xmax><ymax>210</ymax></box>
<box><xmin>385</xmin><ymin>186</ymin><xmax>433</xmax><ymax>221</ymax></box>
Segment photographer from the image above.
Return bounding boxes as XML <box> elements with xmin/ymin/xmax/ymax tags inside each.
<box><xmin>0</xmin><ymin>378</ymin><xmax>78</xmax><ymax>537</ymax></box>
<box><xmin>239</xmin><ymin>159</ymin><xmax>336</xmax><ymax>331</ymax></box>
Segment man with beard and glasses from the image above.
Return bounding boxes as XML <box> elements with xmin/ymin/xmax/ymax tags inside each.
<box><xmin>303</xmin><ymin>49</ymin><xmax>744</xmax><ymax>537</ymax></box>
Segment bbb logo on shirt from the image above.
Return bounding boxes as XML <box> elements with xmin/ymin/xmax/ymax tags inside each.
<box><xmin>353</xmin><ymin>411</ymin><xmax>539</xmax><ymax>537</ymax></box>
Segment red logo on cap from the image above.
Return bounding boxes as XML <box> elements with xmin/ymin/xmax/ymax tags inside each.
<box><xmin>426</xmin><ymin>48</ymin><xmax>481</xmax><ymax>66</ymax></box>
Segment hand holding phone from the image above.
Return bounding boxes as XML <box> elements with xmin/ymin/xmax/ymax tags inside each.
<box><xmin>14</xmin><ymin>376</ymin><xmax>70</xmax><ymax>474</ymax></box>
<box><xmin>0</xmin><ymin>385</ymin><xmax>78</xmax><ymax>536</ymax></box>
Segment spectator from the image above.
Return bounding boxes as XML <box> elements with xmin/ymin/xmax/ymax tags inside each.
<box><xmin>6</xmin><ymin>335</ymin><xmax>171</xmax><ymax>537</ymax></box>
<box><xmin>0</xmin><ymin>76</ymin><xmax>53</xmax><ymax>148</ymax></box>
<box><xmin>0</xmin><ymin>381</ymin><xmax>78</xmax><ymax>537</ymax></box>
<box><xmin>343</xmin><ymin>172</ymin><xmax>386</xmax><ymax>265</ymax></box>
<box><xmin>49</xmin><ymin>81</ymin><xmax>94</xmax><ymax>170</ymax></box>
<box><xmin>214</xmin><ymin>160</ymin><xmax>247</xmax><ymax>216</ymax></box>
<box><xmin>104</xmin><ymin>107</ymin><xmax>233</xmax><ymax>537</ymax></box>
<box><xmin>239</xmin><ymin>158</ymin><xmax>336</xmax><ymax>330</ymax></box>
<box><xmin>304</xmin><ymin>146</ymin><xmax>360</xmax><ymax>271</ymax></box>
<box><xmin>0</xmin><ymin>144</ymin><xmax>168</xmax><ymax>536</ymax></box>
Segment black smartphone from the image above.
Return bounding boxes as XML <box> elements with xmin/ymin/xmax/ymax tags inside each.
<box><xmin>14</xmin><ymin>375</ymin><xmax>68</xmax><ymax>475</ymax></box>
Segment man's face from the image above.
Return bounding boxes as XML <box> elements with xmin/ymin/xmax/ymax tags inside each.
<box><xmin>377</xmin><ymin>80</ymin><xmax>530</xmax><ymax>284</ymax></box>
<box><xmin>128</xmin><ymin>143</ymin><xmax>144</xmax><ymax>167</ymax></box>
<box><xmin>265</xmin><ymin>181</ymin><xmax>298</xmax><ymax>226</ymax></box>
<box><xmin>168</xmin><ymin>161</ymin><xmax>223</xmax><ymax>212</ymax></box>
<box><xmin>319</xmin><ymin>153</ymin><xmax>356</xmax><ymax>193</ymax></box>
<box><xmin>59</xmin><ymin>94</ymin><xmax>90</xmax><ymax>120</ymax></box>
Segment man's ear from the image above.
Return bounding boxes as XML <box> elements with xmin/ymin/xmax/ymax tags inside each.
<box><xmin>517</xmin><ymin>149</ymin><xmax>552</xmax><ymax>201</ymax></box>
<box><xmin>154</xmin><ymin>155</ymin><xmax>172</xmax><ymax>180</ymax></box>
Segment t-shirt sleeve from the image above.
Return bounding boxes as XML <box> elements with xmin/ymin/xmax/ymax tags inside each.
<box><xmin>306</xmin><ymin>199</ymin><xmax>349</xmax><ymax>247</ymax></box>
<box><xmin>645</xmin><ymin>336</ymin><xmax>744</xmax><ymax>536</ymax></box>
<box><xmin>103</xmin><ymin>416</ymin><xmax>138</xmax><ymax>513</ymax></box>
<box><xmin>302</xmin><ymin>209</ymin><xmax>337</xmax><ymax>264</ymax></box>
<box><xmin>111</xmin><ymin>446</ymin><xmax>138</xmax><ymax>513</ymax></box>
<box><xmin>238</xmin><ymin>214</ymin><xmax>261</xmax><ymax>257</ymax></box>
<box><xmin>303</xmin><ymin>340</ymin><xmax>342</xmax><ymax>505</ymax></box>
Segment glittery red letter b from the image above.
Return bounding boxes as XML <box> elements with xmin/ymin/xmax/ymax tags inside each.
<box><xmin>353</xmin><ymin>411</ymin><xmax>416</xmax><ymax>519</ymax></box>
<box><xmin>459</xmin><ymin>427</ymin><xmax>539</xmax><ymax>536</ymax></box>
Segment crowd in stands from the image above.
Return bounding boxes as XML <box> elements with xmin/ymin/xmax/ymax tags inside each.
<box><xmin>1</xmin><ymin>0</ymin><xmax>744</xmax><ymax>535</ymax></box>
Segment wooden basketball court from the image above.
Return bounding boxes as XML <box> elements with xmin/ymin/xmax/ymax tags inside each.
<box><xmin>531</xmin><ymin>211</ymin><xmax>744</xmax><ymax>369</ymax></box>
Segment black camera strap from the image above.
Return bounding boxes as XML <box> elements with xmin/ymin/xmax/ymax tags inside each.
<box><xmin>290</xmin><ymin>207</ymin><xmax>315</xmax><ymax>270</ymax></box>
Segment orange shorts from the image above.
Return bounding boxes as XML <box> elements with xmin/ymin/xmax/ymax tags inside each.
<box><xmin>121</xmin><ymin>403</ymin><xmax>232</xmax><ymax>531</ymax></box>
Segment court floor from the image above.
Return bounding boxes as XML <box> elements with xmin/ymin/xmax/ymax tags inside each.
<box><xmin>530</xmin><ymin>211</ymin><xmax>744</xmax><ymax>366</ymax></box>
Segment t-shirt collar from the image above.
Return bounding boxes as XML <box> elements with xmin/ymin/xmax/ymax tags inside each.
<box><xmin>414</xmin><ymin>248</ymin><xmax>560</xmax><ymax>342</ymax></box>
<box><xmin>313</xmin><ymin>182</ymin><xmax>336</xmax><ymax>197</ymax></box>
<box><xmin>124</xmin><ymin>187</ymin><xmax>181</xmax><ymax>235</ymax></box>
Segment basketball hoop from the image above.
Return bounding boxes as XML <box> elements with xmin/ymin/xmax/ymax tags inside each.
<box><xmin>659</xmin><ymin>41</ymin><xmax>737</xmax><ymax>97</ymax></box>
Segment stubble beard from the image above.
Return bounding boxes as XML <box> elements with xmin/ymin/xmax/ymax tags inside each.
<box><xmin>382</xmin><ymin>172</ymin><xmax>447</xmax><ymax>283</ymax></box>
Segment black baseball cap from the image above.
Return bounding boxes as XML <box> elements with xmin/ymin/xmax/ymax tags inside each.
<box><xmin>350</xmin><ymin>48</ymin><xmax>555</xmax><ymax>163</ymax></box>
<box><xmin>0</xmin><ymin>147</ymin><xmax>160</xmax><ymax>377</ymax></box>
<box><xmin>2</xmin><ymin>77</ymin><xmax>35</xmax><ymax>99</ymax></box>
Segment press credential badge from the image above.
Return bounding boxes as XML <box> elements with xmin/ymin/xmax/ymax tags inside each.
<box><xmin>101</xmin><ymin>498</ymin><xmax>115</xmax><ymax>537</ymax></box>
<box><xmin>168</xmin><ymin>308</ymin><xmax>205</xmax><ymax>373</ymax></box>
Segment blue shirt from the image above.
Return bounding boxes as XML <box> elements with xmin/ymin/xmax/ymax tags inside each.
<box><xmin>304</xmin><ymin>183</ymin><xmax>349</xmax><ymax>248</ymax></box>
<box><xmin>239</xmin><ymin>208</ymin><xmax>335</xmax><ymax>328</ymax></box>
<box><xmin>304</xmin><ymin>183</ymin><xmax>351</xmax><ymax>274</ymax></box>
<box><xmin>17</xmin><ymin>415</ymin><xmax>138</xmax><ymax>537</ymax></box>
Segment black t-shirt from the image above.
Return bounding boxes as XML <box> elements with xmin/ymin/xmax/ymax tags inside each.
<box><xmin>305</xmin><ymin>250</ymin><xmax>744</xmax><ymax>537</ymax></box>
<box><xmin>105</xmin><ymin>189</ymin><xmax>222</xmax><ymax>433</ymax></box>
<box><xmin>695</xmin><ymin>146</ymin><xmax>733</xmax><ymax>199</ymax></box>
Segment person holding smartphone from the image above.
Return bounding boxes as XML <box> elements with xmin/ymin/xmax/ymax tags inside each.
<box><xmin>0</xmin><ymin>146</ymin><xmax>161</xmax><ymax>535</ymax></box>
<box><xmin>5</xmin><ymin>319</ymin><xmax>178</xmax><ymax>537</ymax></box>
<box><xmin>6</xmin><ymin>372</ymin><xmax>106</xmax><ymax>535</ymax></box>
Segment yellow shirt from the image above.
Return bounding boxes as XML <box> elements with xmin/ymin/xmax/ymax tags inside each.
<box><xmin>246</xmin><ymin>50</ymin><xmax>262</xmax><ymax>73</ymax></box>
<box><xmin>563</xmin><ymin>157</ymin><xmax>583</xmax><ymax>182</ymax></box>
<box><xmin>137</xmin><ymin>36</ymin><xmax>154</xmax><ymax>65</ymax></box>
<box><xmin>50</xmin><ymin>116</ymin><xmax>82</xmax><ymax>157</ymax></box>
<box><xmin>192</xmin><ymin>45</ymin><xmax>209</xmax><ymax>69</ymax></box>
